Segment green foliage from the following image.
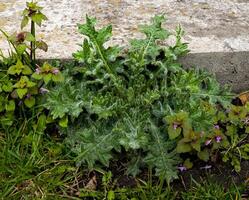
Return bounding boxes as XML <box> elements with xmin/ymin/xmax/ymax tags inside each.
<box><xmin>45</xmin><ymin>78</ymin><xmax>84</xmax><ymax>119</ymax></box>
<box><xmin>0</xmin><ymin>1</ymin><xmax>248</xmax><ymax>199</ymax></box>
<box><xmin>0</xmin><ymin>1</ymin><xmax>63</xmax><ymax>131</ymax></box>
<box><xmin>144</xmin><ymin>122</ymin><xmax>179</xmax><ymax>184</ymax></box>
<box><xmin>166</xmin><ymin>111</ymin><xmax>191</xmax><ymax>140</ymax></box>
<box><xmin>0</xmin><ymin>123</ymin><xmax>78</xmax><ymax>199</ymax></box>
<box><xmin>32</xmin><ymin>62</ymin><xmax>63</xmax><ymax>84</ymax></box>
<box><xmin>181</xmin><ymin>178</ymin><xmax>246</xmax><ymax>200</ymax></box>
<box><xmin>20</xmin><ymin>1</ymin><xmax>48</xmax><ymax>62</ymax></box>
<box><xmin>7</xmin><ymin>59</ymin><xmax>32</xmax><ymax>75</ymax></box>
<box><xmin>217</xmin><ymin>103</ymin><xmax>249</xmax><ymax>172</ymax></box>
<box><xmin>0</xmin><ymin>6</ymin><xmax>65</xmax><ymax>198</ymax></box>
<box><xmin>66</xmin><ymin>121</ymin><xmax>120</xmax><ymax>168</ymax></box>
<box><xmin>21</xmin><ymin>1</ymin><xmax>48</xmax><ymax>28</ymax></box>
<box><xmin>1</xmin><ymin>1</ymin><xmax>48</xmax><ymax>65</ymax></box>
<box><xmin>0</xmin><ymin>2</ymin><xmax>249</xmax><ymax>199</ymax></box>
<box><xmin>166</xmin><ymin>101</ymin><xmax>249</xmax><ymax>171</ymax></box>
<box><xmin>46</xmin><ymin>15</ymin><xmax>235</xmax><ymax>182</ymax></box>
<box><xmin>129</xmin><ymin>15</ymin><xmax>172</xmax><ymax>66</ymax></box>
<box><xmin>76</xmin><ymin>171</ymin><xmax>246</xmax><ymax>200</ymax></box>
<box><xmin>74</xmin><ymin>15</ymin><xmax>121</xmax><ymax>84</ymax></box>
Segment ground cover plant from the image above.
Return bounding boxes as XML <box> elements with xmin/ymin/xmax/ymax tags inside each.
<box><xmin>0</xmin><ymin>1</ymin><xmax>248</xmax><ymax>199</ymax></box>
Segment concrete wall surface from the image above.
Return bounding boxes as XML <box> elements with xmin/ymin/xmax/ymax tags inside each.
<box><xmin>180</xmin><ymin>51</ymin><xmax>249</xmax><ymax>93</ymax></box>
<box><xmin>0</xmin><ymin>0</ymin><xmax>249</xmax><ymax>58</ymax></box>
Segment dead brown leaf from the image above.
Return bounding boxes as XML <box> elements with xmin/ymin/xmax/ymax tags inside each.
<box><xmin>84</xmin><ymin>175</ymin><xmax>97</xmax><ymax>191</ymax></box>
<box><xmin>238</xmin><ymin>91</ymin><xmax>249</xmax><ymax>105</ymax></box>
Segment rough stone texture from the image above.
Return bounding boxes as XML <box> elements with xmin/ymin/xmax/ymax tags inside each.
<box><xmin>180</xmin><ymin>51</ymin><xmax>249</xmax><ymax>93</ymax></box>
<box><xmin>0</xmin><ymin>0</ymin><xmax>249</xmax><ymax>58</ymax></box>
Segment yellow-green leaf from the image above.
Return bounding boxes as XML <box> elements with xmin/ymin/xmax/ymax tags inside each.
<box><xmin>59</xmin><ymin>115</ymin><xmax>68</xmax><ymax>128</ymax></box>
<box><xmin>36</xmin><ymin>114</ymin><xmax>47</xmax><ymax>133</ymax></box>
<box><xmin>24</xmin><ymin>96</ymin><xmax>35</xmax><ymax>108</ymax></box>
<box><xmin>7</xmin><ymin>65</ymin><xmax>18</xmax><ymax>75</ymax></box>
<box><xmin>5</xmin><ymin>100</ymin><xmax>15</xmax><ymax>111</ymax></box>
<box><xmin>36</xmin><ymin>40</ymin><xmax>48</xmax><ymax>52</ymax></box>
<box><xmin>2</xmin><ymin>82</ymin><xmax>13</xmax><ymax>92</ymax></box>
<box><xmin>16</xmin><ymin>44</ymin><xmax>27</xmax><ymax>55</ymax></box>
<box><xmin>183</xmin><ymin>158</ymin><xmax>193</xmax><ymax>169</ymax></box>
<box><xmin>191</xmin><ymin>140</ymin><xmax>201</xmax><ymax>152</ymax></box>
<box><xmin>52</xmin><ymin>73</ymin><xmax>64</xmax><ymax>82</ymax></box>
<box><xmin>176</xmin><ymin>140</ymin><xmax>192</xmax><ymax>153</ymax></box>
<box><xmin>31</xmin><ymin>12</ymin><xmax>47</xmax><ymax>26</ymax></box>
<box><xmin>197</xmin><ymin>149</ymin><xmax>209</xmax><ymax>162</ymax></box>
<box><xmin>21</xmin><ymin>16</ymin><xmax>29</xmax><ymax>29</ymax></box>
<box><xmin>32</xmin><ymin>72</ymin><xmax>43</xmax><ymax>80</ymax></box>
<box><xmin>16</xmin><ymin>88</ymin><xmax>28</xmax><ymax>99</ymax></box>
<box><xmin>26</xmin><ymin>80</ymin><xmax>36</xmax><ymax>88</ymax></box>
<box><xmin>22</xmin><ymin>65</ymin><xmax>32</xmax><ymax>75</ymax></box>
<box><xmin>168</xmin><ymin>126</ymin><xmax>181</xmax><ymax>140</ymax></box>
<box><xmin>44</xmin><ymin>73</ymin><xmax>52</xmax><ymax>84</ymax></box>
<box><xmin>25</xmin><ymin>32</ymin><xmax>35</xmax><ymax>42</ymax></box>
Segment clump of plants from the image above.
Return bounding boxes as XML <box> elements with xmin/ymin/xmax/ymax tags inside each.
<box><xmin>0</xmin><ymin>1</ymin><xmax>63</xmax><ymax>130</ymax></box>
<box><xmin>218</xmin><ymin>103</ymin><xmax>249</xmax><ymax>171</ymax></box>
<box><xmin>1</xmin><ymin>2</ymin><xmax>249</xmax><ymax>198</ymax></box>
<box><xmin>0</xmin><ymin>3</ymin><xmax>65</xmax><ymax>198</ymax></box>
<box><xmin>45</xmin><ymin>14</ymin><xmax>248</xmax><ymax>183</ymax></box>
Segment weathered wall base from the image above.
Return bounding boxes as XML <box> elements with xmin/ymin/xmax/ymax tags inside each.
<box><xmin>180</xmin><ymin>51</ymin><xmax>249</xmax><ymax>93</ymax></box>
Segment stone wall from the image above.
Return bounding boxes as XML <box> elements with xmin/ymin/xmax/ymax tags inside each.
<box><xmin>0</xmin><ymin>0</ymin><xmax>249</xmax><ymax>58</ymax></box>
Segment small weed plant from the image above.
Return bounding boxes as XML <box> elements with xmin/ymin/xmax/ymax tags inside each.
<box><xmin>0</xmin><ymin>1</ymin><xmax>63</xmax><ymax>130</ymax></box>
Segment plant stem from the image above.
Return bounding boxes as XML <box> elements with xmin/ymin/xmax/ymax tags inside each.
<box><xmin>31</xmin><ymin>20</ymin><xmax>36</xmax><ymax>65</ymax></box>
